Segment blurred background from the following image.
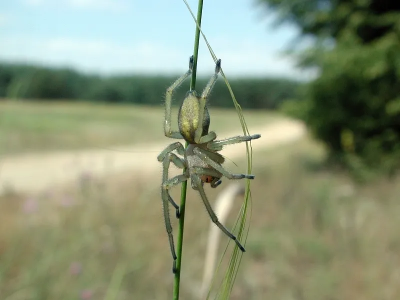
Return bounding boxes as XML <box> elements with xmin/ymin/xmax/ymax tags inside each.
<box><xmin>0</xmin><ymin>0</ymin><xmax>399</xmax><ymax>299</ymax></box>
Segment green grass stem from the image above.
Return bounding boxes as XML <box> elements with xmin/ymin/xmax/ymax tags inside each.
<box><xmin>182</xmin><ymin>1</ymin><xmax>254</xmax><ymax>297</ymax></box>
<box><xmin>172</xmin><ymin>0</ymin><xmax>204</xmax><ymax>299</ymax></box>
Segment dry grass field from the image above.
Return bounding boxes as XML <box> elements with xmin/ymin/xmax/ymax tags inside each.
<box><xmin>0</xmin><ymin>101</ymin><xmax>399</xmax><ymax>300</ymax></box>
<box><xmin>0</xmin><ymin>100</ymin><xmax>275</xmax><ymax>155</ymax></box>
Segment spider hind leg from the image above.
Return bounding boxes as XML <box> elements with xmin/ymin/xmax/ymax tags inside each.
<box><xmin>161</xmin><ymin>174</ymin><xmax>188</xmax><ymax>273</ymax></box>
<box><xmin>192</xmin><ymin>175</ymin><xmax>245</xmax><ymax>252</ymax></box>
<box><xmin>159</xmin><ymin>142</ymin><xmax>189</xmax><ymax>273</ymax></box>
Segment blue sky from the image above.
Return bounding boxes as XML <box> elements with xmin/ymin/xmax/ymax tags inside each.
<box><xmin>0</xmin><ymin>0</ymin><xmax>304</xmax><ymax>78</ymax></box>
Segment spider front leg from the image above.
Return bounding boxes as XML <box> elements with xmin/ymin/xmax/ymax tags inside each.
<box><xmin>208</xmin><ymin>134</ymin><xmax>261</xmax><ymax>151</ymax></box>
<box><xmin>194</xmin><ymin>59</ymin><xmax>222</xmax><ymax>144</ymax></box>
<box><xmin>191</xmin><ymin>174</ymin><xmax>245</xmax><ymax>252</ymax></box>
<box><xmin>164</xmin><ymin>56</ymin><xmax>193</xmax><ymax>139</ymax></box>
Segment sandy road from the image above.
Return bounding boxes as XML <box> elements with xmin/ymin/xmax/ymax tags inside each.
<box><xmin>0</xmin><ymin>119</ymin><xmax>306</xmax><ymax>195</ymax></box>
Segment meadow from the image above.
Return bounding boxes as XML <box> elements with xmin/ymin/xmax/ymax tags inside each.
<box><xmin>0</xmin><ymin>101</ymin><xmax>399</xmax><ymax>299</ymax></box>
<box><xmin>0</xmin><ymin>100</ymin><xmax>275</xmax><ymax>155</ymax></box>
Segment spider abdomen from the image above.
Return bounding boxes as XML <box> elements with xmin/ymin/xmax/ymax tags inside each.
<box><xmin>178</xmin><ymin>92</ymin><xmax>210</xmax><ymax>144</ymax></box>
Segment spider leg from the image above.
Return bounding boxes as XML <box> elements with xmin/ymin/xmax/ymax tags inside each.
<box><xmin>211</xmin><ymin>178</ymin><xmax>222</xmax><ymax>188</ymax></box>
<box><xmin>208</xmin><ymin>134</ymin><xmax>261</xmax><ymax>151</ymax></box>
<box><xmin>197</xmin><ymin>147</ymin><xmax>225</xmax><ymax>164</ymax></box>
<box><xmin>191</xmin><ymin>167</ymin><xmax>223</xmax><ymax>188</ymax></box>
<box><xmin>159</xmin><ymin>146</ymin><xmax>188</xmax><ymax>273</ymax></box>
<box><xmin>157</xmin><ymin>142</ymin><xmax>185</xmax><ymax>163</ymax></box>
<box><xmin>167</xmin><ymin>193</ymin><xmax>180</xmax><ymax>216</ymax></box>
<box><xmin>193</xmin><ymin>148</ymin><xmax>255</xmax><ymax>180</ymax></box>
<box><xmin>192</xmin><ymin>175</ymin><xmax>245</xmax><ymax>252</ymax></box>
<box><xmin>194</xmin><ymin>59</ymin><xmax>222</xmax><ymax>144</ymax></box>
<box><xmin>163</xmin><ymin>153</ymin><xmax>186</xmax><ymax>215</ymax></box>
<box><xmin>160</xmin><ymin>149</ymin><xmax>186</xmax><ymax>217</ymax></box>
<box><xmin>198</xmin><ymin>131</ymin><xmax>217</xmax><ymax>144</ymax></box>
<box><xmin>161</xmin><ymin>173</ymin><xmax>189</xmax><ymax>273</ymax></box>
<box><xmin>165</xmin><ymin>56</ymin><xmax>194</xmax><ymax>139</ymax></box>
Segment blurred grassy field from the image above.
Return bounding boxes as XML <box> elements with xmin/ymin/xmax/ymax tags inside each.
<box><xmin>1</xmin><ymin>100</ymin><xmax>399</xmax><ymax>300</ymax></box>
<box><xmin>0</xmin><ymin>100</ymin><xmax>275</xmax><ymax>155</ymax></box>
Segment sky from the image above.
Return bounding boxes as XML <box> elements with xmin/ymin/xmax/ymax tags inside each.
<box><xmin>0</xmin><ymin>0</ymin><xmax>305</xmax><ymax>78</ymax></box>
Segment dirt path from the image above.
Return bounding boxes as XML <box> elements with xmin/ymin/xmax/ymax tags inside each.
<box><xmin>0</xmin><ymin>119</ymin><xmax>306</xmax><ymax>195</ymax></box>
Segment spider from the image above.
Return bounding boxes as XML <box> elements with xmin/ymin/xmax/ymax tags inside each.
<box><xmin>157</xmin><ymin>56</ymin><xmax>261</xmax><ymax>273</ymax></box>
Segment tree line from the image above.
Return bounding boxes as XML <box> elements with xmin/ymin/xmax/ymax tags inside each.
<box><xmin>0</xmin><ymin>63</ymin><xmax>300</xmax><ymax>110</ymax></box>
<box><xmin>259</xmin><ymin>0</ymin><xmax>400</xmax><ymax>178</ymax></box>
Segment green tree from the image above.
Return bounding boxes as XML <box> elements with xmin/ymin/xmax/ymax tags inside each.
<box><xmin>259</xmin><ymin>0</ymin><xmax>400</xmax><ymax>177</ymax></box>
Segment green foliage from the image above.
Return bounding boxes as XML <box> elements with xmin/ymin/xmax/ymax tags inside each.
<box><xmin>259</xmin><ymin>0</ymin><xmax>400</xmax><ymax>176</ymax></box>
<box><xmin>0</xmin><ymin>64</ymin><xmax>86</xmax><ymax>100</ymax></box>
<box><xmin>0</xmin><ymin>62</ymin><xmax>300</xmax><ymax>109</ymax></box>
<box><xmin>279</xmin><ymin>98</ymin><xmax>310</xmax><ymax>120</ymax></box>
<box><xmin>307</xmin><ymin>38</ymin><xmax>400</xmax><ymax>177</ymax></box>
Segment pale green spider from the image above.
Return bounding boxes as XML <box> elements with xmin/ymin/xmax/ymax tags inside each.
<box><xmin>157</xmin><ymin>56</ymin><xmax>261</xmax><ymax>273</ymax></box>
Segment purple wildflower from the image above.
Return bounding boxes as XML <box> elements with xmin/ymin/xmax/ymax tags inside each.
<box><xmin>69</xmin><ymin>261</ymin><xmax>82</xmax><ymax>276</ymax></box>
<box><xmin>80</xmin><ymin>289</ymin><xmax>93</xmax><ymax>300</ymax></box>
<box><xmin>22</xmin><ymin>197</ymin><xmax>38</xmax><ymax>214</ymax></box>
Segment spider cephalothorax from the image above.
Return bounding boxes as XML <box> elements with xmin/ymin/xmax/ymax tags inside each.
<box><xmin>157</xmin><ymin>56</ymin><xmax>261</xmax><ymax>273</ymax></box>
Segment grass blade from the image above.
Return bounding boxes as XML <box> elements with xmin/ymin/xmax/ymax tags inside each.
<box><xmin>182</xmin><ymin>1</ymin><xmax>255</xmax><ymax>298</ymax></box>
<box><xmin>104</xmin><ymin>263</ymin><xmax>125</xmax><ymax>300</ymax></box>
<box><xmin>173</xmin><ymin>1</ymin><xmax>205</xmax><ymax>299</ymax></box>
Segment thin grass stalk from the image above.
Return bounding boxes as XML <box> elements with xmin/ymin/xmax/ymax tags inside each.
<box><xmin>183</xmin><ymin>1</ymin><xmax>254</xmax><ymax>298</ymax></box>
<box><xmin>172</xmin><ymin>0</ymin><xmax>204</xmax><ymax>299</ymax></box>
